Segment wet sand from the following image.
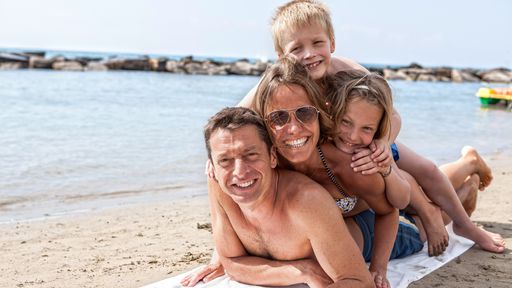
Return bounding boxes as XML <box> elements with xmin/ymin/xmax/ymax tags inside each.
<box><xmin>1</xmin><ymin>153</ymin><xmax>510</xmax><ymax>288</ymax></box>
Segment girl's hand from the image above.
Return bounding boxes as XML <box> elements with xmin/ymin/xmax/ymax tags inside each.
<box><xmin>351</xmin><ymin>148</ymin><xmax>380</xmax><ymax>175</ymax></box>
<box><xmin>180</xmin><ymin>262</ymin><xmax>225</xmax><ymax>287</ymax></box>
<box><xmin>369</xmin><ymin>139</ymin><xmax>393</xmax><ymax>168</ymax></box>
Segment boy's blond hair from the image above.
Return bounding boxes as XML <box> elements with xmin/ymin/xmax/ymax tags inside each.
<box><xmin>271</xmin><ymin>0</ymin><xmax>334</xmax><ymax>56</ymax></box>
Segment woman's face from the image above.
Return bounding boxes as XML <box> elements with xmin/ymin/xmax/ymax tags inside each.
<box><xmin>335</xmin><ymin>98</ymin><xmax>383</xmax><ymax>154</ymax></box>
<box><xmin>265</xmin><ymin>84</ymin><xmax>320</xmax><ymax>164</ymax></box>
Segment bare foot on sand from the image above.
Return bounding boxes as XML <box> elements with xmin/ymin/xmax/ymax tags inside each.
<box><xmin>461</xmin><ymin>146</ymin><xmax>493</xmax><ymax>190</ymax></box>
<box><xmin>453</xmin><ymin>174</ymin><xmax>505</xmax><ymax>252</ymax></box>
<box><xmin>453</xmin><ymin>222</ymin><xmax>506</xmax><ymax>253</ymax></box>
<box><xmin>417</xmin><ymin>202</ymin><xmax>449</xmax><ymax>256</ymax></box>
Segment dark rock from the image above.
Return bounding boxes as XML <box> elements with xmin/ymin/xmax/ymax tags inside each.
<box><xmin>121</xmin><ymin>58</ymin><xmax>151</xmax><ymax>71</ymax></box>
<box><xmin>406</xmin><ymin>62</ymin><xmax>423</xmax><ymax>69</ymax></box>
<box><xmin>104</xmin><ymin>58</ymin><xmax>125</xmax><ymax>70</ymax></box>
<box><xmin>73</xmin><ymin>57</ymin><xmax>103</xmax><ymax>66</ymax></box>
<box><xmin>432</xmin><ymin>67</ymin><xmax>452</xmax><ymax>79</ymax></box>
<box><xmin>180</xmin><ymin>55</ymin><xmax>193</xmax><ymax>63</ymax></box>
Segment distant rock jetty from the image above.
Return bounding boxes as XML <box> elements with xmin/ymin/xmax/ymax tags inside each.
<box><xmin>1</xmin><ymin>51</ymin><xmax>511</xmax><ymax>83</ymax></box>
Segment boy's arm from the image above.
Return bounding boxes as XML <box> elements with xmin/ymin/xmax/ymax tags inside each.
<box><xmin>237</xmin><ymin>84</ymin><xmax>258</xmax><ymax>108</ymax></box>
<box><xmin>330</xmin><ymin>56</ymin><xmax>369</xmax><ymax>73</ymax></box>
<box><xmin>389</xmin><ymin>107</ymin><xmax>401</xmax><ymax>143</ymax></box>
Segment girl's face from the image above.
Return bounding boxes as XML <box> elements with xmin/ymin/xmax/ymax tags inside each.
<box><xmin>265</xmin><ymin>84</ymin><xmax>320</xmax><ymax>164</ymax></box>
<box><xmin>335</xmin><ymin>98</ymin><xmax>383</xmax><ymax>154</ymax></box>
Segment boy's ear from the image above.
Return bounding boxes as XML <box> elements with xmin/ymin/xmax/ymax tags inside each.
<box><xmin>330</xmin><ymin>38</ymin><xmax>336</xmax><ymax>53</ymax></box>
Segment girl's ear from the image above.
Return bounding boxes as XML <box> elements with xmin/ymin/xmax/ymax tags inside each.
<box><xmin>330</xmin><ymin>38</ymin><xmax>336</xmax><ymax>53</ymax></box>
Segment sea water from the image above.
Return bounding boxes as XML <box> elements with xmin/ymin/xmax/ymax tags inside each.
<box><xmin>1</xmin><ymin>69</ymin><xmax>510</xmax><ymax>223</ymax></box>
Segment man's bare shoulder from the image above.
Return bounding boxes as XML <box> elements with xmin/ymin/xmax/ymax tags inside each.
<box><xmin>329</xmin><ymin>56</ymin><xmax>369</xmax><ymax>74</ymax></box>
<box><xmin>277</xmin><ymin>169</ymin><xmax>338</xmax><ymax>215</ymax></box>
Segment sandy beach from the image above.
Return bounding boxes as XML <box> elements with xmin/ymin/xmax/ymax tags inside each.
<box><xmin>1</xmin><ymin>152</ymin><xmax>511</xmax><ymax>288</ymax></box>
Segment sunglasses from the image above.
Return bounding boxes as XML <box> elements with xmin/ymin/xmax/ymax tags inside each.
<box><xmin>265</xmin><ymin>106</ymin><xmax>319</xmax><ymax>130</ymax></box>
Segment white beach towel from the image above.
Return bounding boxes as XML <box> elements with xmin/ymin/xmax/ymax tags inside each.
<box><xmin>142</xmin><ymin>223</ymin><xmax>474</xmax><ymax>288</ymax></box>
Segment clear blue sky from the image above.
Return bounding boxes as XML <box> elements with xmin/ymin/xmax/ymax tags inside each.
<box><xmin>1</xmin><ymin>0</ymin><xmax>511</xmax><ymax>69</ymax></box>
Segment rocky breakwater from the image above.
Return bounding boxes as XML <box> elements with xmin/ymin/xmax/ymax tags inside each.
<box><xmin>1</xmin><ymin>52</ymin><xmax>511</xmax><ymax>83</ymax></box>
<box><xmin>368</xmin><ymin>63</ymin><xmax>512</xmax><ymax>83</ymax></box>
<box><xmin>0</xmin><ymin>52</ymin><xmax>268</xmax><ymax>76</ymax></box>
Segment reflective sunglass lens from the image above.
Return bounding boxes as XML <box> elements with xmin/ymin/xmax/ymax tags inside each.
<box><xmin>296</xmin><ymin>107</ymin><xmax>318</xmax><ymax>123</ymax></box>
<box><xmin>268</xmin><ymin>110</ymin><xmax>290</xmax><ymax>128</ymax></box>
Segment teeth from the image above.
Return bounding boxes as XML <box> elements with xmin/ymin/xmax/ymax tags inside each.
<box><xmin>236</xmin><ymin>180</ymin><xmax>254</xmax><ymax>188</ymax></box>
<box><xmin>306</xmin><ymin>61</ymin><xmax>320</xmax><ymax>69</ymax></box>
<box><xmin>285</xmin><ymin>137</ymin><xmax>307</xmax><ymax>148</ymax></box>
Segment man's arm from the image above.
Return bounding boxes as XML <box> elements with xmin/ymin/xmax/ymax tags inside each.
<box><xmin>208</xmin><ymin>178</ymin><xmax>328</xmax><ymax>287</ymax></box>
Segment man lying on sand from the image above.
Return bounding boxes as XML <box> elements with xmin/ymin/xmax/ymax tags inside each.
<box><xmin>200</xmin><ymin>107</ymin><xmax>374</xmax><ymax>287</ymax></box>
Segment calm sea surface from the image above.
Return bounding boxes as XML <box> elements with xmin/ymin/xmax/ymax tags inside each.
<box><xmin>1</xmin><ymin>69</ymin><xmax>511</xmax><ymax>223</ymax></box>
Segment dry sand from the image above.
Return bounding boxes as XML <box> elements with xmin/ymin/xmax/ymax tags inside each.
<box><xmin>1</xmin><ymin>153</ymin><xmax>511</xmax><ymax>288</ymax></box>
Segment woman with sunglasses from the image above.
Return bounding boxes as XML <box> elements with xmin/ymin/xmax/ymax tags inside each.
<box><xmin>252</xmin><ymin>57</ymin><xmax>421</xmax><ymax>288</ymax></box>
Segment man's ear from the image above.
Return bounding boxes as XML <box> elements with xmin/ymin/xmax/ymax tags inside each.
<box><xmin>270</xmin><ymin>146</ymin><xmax>278</xmax><ymax>168</ymax></box>
<box><xmin>330</xmin><ymin>38</ymin><xmax>336</xmax><ymax>53</ymax></box>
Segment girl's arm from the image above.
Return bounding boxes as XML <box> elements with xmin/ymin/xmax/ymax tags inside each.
<box><xmin>351</xmin><ymin>173</ymin><xmax>399</xmax><ymax>288</ymax></box>
<box><xmin>351</xmin><ymin>147</ymin><xmax>411</xmax><ymax>209</ymax></box>
<box><xmin>379</xmin><ymin>162</ymin><xmax>411</xmax><ymax>209</ymax></box>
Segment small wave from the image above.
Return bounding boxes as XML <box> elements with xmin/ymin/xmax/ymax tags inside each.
<box><xmin>63</xmin><ymin>183</ymin><xmax>189</xmax><ymax>202</ymax></box>
<box><xmin>0</xmin><ymin>196</ymin><xmax>28</xmax><ymax>210</ymax></box>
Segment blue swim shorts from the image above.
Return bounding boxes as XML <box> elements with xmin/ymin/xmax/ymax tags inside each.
<box><xmin>390</xmin><ymin>143</ymin><xmax>400</xmax><ymax>162</ymax></box>
<box><xmin>353</xmin><ymin>209</ymin><xmax>424</xmax><ymax>262</ymax></box>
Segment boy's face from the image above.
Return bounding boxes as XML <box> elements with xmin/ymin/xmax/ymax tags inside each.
<box><xmin>279</xmin><ymin>22</ymin><xmax>335</xmax><ymax>80</ymax></box>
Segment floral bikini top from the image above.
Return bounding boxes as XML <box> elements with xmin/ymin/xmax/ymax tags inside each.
<box><xmin>317</xmin><ymin>145</ymin><xmax>358</xmax><ymax>214</ymax></box>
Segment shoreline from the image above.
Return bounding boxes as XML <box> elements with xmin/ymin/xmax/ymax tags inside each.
<box><xmin>1</xmin><ymin>151</ymin><xmax>511</xmax><ymax>287</ymax></box>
